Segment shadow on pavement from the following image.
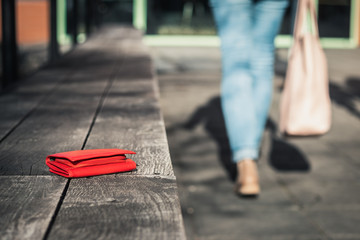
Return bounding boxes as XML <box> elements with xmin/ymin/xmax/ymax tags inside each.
<box><xmin>182</xmin><ymin>96</ymin><xmax>311</xmax><ymax>181</ymax></box>
<box><xmin>266</xmin><ymin>119</ymin><xmax>310</xmax><ymax>172</ymax></box>
<box><xmin>182</xmin><ymin>97</ymin><xmax>236</xmax><ymax>181</ymax></box>
<box><xmin>330</xmin><ymin>78</ymin><xmax>360</xmax><ymax>119</ymax></box>
<box><xmin>346</xmin><ymin>77</ymin><xmax>360</xmax><ymax>97</ymax></box>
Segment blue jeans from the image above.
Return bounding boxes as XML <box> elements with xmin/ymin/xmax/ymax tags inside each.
<box><xmin>210</xmin><ymin>0</ymin><xmax>288</xmax><ymax>162</ymax></box>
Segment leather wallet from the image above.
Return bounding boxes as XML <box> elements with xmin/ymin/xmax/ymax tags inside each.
<box><xmin>46</xmin><ymin>149</ymin><xmax>136</xmax><ymax>178</ymax></box>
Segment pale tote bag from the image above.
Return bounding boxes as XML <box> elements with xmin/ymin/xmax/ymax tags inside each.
<box><xmin>279</xmin><ymin>0</ymin><xmax>331</xmax><ymax>136</ymax></box>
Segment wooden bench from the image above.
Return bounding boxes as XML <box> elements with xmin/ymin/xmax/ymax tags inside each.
<box><xmin>0</xmin><ymin>26</ymin><xmax>186</xmax><ymax>240</ymax></box>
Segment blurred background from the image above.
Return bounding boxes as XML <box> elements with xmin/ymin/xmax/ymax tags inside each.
<box><xmin>1</xmin><ymin>1</ymin><xmax>360</xmax><ymax>239</ymax></box>
<box><xmin>0</xmin><ymin>0</ymin><xmax>359</xmax><ymax>89</ymax></box>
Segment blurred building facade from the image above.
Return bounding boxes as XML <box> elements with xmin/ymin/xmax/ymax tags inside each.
<box><xmin>141</xmin><ymin>0</ymin><xmax>360</xmax><ymax>48</ymax></box>
<box><xmin>1</xmin><ymin>0</ymin><xmax>359</xmax><ymax>89</ymax></box>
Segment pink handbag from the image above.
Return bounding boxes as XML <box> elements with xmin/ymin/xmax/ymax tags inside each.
<box><xmin>279</xmin><ymin>0</ymin><xmax>331</xmax><ymax>136</ymax></box>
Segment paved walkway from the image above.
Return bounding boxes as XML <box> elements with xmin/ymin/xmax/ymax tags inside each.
<box><xmin>151</xmin><ymin>47</ymin><xmax>360</xmax><ymax>240</ymax></box>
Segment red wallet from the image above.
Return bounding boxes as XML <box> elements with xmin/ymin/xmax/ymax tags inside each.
<box><xmin>46</xmin><ymin>149</ymin><xmax>136</xmax><ymax>178</ymax></box>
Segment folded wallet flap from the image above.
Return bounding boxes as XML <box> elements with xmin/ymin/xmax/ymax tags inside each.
<box><xmin>46</xmin><ymin>149</ymin><xmax>136</xmax><ymax>162</ymax></box>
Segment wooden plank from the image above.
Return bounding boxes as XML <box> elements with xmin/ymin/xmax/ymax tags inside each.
<box><xmin>0</xmin><ymin>176</ymin><xmax>67</xmax><ymax>240</ymax></box>
<box><xmin>0</xmin><ymin>36</ymin><xmax>117</xmax><ymax>142</ymax></box>
<box><xmin>83</xmin><ymin>43</ymin><xmax>174</xmax><ymax>177</ymax></box>
<box><xmin>0</xmin><ymin>25</ymin><xmax>139</xmax><ymax>142</ymax></box>
<box><xmin>47</xmin><ymin>175</ymin><xmax>186</xmax><ymax>240</ymax></box>
<box><xmin>49</xmin><ymin>27</ymin><xmax>186</xmax><ymax>239</ymax></box>
<box><xmin>85</xmin><ymin>78</ymin><xmax>174</xmax><ymax>177</ymax></box>
<box><xmin>0</xmin><ymin>73</ymin><xmax>110</xmax><ymax>175</ymax></box>
<box><xmin>0</xmin><ymin>37</ymin><xmax>125</xmax><ymax>175</ymax></box>
<box><xmin>0</xmin><ymin>67</ymin><xmax>70</xmax><ymax>141</ymax></box>
<box><xmin>0</xmin><ymin>26</ymin><xmax>186</xmax><ymax>240</ymax></box>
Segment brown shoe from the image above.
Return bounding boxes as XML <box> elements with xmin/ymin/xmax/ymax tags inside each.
<box><xmin>235</xmin><ymin>159</ymin><xmax>260</xmax><ymax>197</ymax></box>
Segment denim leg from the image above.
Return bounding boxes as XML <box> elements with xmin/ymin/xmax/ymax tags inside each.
<box><xmin>211</xmin><ymin>0</ymin><xmax>259</xmax><ymax>162</ymax></box>
<box><xmin>211</xmin><ymin>0</ymin><xmax>287</xmax><ymax>163</ymax></box>
<box><xmin>251</xmin><ymin>0</ymin><xmax>288</xmax><ymax>147</ymax></box>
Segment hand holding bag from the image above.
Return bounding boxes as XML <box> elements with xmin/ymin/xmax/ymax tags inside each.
<box><xmin>46</xmin><ymin>149</ymin><xmax>136</xmax><ymax>178</ymax></box>
<box><xmin>279</xmin><ymin>0</ymin><xmax>331</xmax><ymax>136</ymax></box>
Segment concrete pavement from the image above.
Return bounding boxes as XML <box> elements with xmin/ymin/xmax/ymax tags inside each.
<box><xmin>151</xmin><ymin>47</ymin><xmax>360</xmax><ymax>240</ymax></box>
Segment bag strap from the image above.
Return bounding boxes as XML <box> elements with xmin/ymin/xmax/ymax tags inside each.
<box><xmin>293</xmin><ymin>0</ymin><xmax>320</xmax><ymax>39</ymax></box>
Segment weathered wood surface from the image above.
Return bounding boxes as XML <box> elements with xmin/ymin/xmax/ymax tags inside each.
<box><xmin>0</xmin><ymin>176</ymin><xmax>67</xmax><ymax>240</ymax></box>
<box><xmin>84</xmin><ymin>58</ymin><xmax>174</xmax><ymax>177</ymax></box>
<box><xmin>0</xmin><ymin>69</ymin><xmax>68</xmax><ymax>141</ymax></box>
<box><xmin>0</xmin><ymin>38</ymin><xmax>116</xmax><ymax>143</ymax></box>
<box><xmin>0</xmin><ymin>26</ymin><xmax>135</xmax><ymax>143</ymax></box>
<box><xmin>0</xmin><ymin>26</ymin><xmax>186</xmax><ymax>240</ymax></box>
<box><xmin>47</xmin><ymin>27</ymin><xmax>185</xmax><ymax>239</ymax></box>
<box><xmin>48</xmin><ymin>176</ymin><xmax>185</xmax><ymax>240</ymax></box>
<box><xmin>0</xmin><ymin>32</ymin><xmax>125</xmax><ymax>175</ymax></box>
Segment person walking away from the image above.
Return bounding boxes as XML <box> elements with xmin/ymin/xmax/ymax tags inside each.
<box><xmin>210</xmin><ymin>0</ymin><xmax>288</xmax><ymax>196</ymax></box>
